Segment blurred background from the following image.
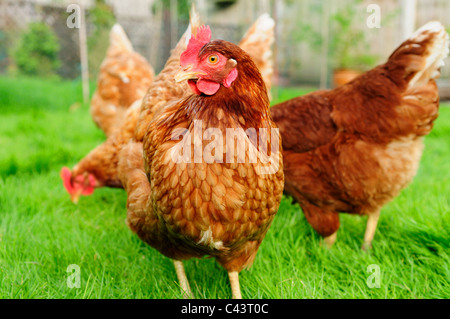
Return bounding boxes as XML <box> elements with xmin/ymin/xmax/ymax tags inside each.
<box><xmin>1</xmin><ymin>0</ymin><xmax>450</xmax><ymax>99</ymax></box>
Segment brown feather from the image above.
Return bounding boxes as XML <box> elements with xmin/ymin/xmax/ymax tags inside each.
<box><xmin>270</xmin><ymin>22</ymin><xmax>448</xmax><ymax>238</ymax></box>
<box><xmin>90</xmin><ymin>25</ymin><xmax>154</xmax><ymax>137</ymax></box>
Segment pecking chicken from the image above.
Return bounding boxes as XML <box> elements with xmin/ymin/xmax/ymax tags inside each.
<box><xmin>270</xmin><ymin>21</ymin><xmax>449</xmax><ymax>250</ymax></box>
<box><xmin>118</xmin><ymin>25</ymin><xmax>284</xmax><ymax>299</ymax></box>
<box><xmin>90</xmin><ymin>23</ymin><xmax>154</xmax><ymax>137</ymax></box>
<box><xmin>61</xmin><ymin>10</ymin><xmax>276</xmax><ymax>204</ymax></box>
<box><xmin>60</xmin><ymin>98</ymin><xmax>143</xmax><ymax>203</ymax></box>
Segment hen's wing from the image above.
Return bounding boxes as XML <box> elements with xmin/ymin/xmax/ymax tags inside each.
<box><xmin>91</xmin><ymin>24</ymin><xmax>155</xmax><ymax>137</ymax></box>
<box><xmin>270</xmin><ymin>90</ymin><xmax>337</xmax><ymax>153</ymax></box>
<box><xmin>239</xmin><ymin>13</ymin><xmax>275</xmax><ymax>94</ymax></box>
<box><xmin>117</xmin><ymin>140</ymin><xmax>166</xmax><ymax>252</ymax></box>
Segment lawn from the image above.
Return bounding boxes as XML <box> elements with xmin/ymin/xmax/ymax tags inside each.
<box><xmin>0</xmin><ymin>76</ymin><xmax>449</xmax><ymax>299</ymax></box>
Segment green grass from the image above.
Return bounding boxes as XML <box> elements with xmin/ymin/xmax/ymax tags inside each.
<box><xmin>0</xmin><ymin>76</ymin><xmax>449</xmax><ymax>299</ymax></box>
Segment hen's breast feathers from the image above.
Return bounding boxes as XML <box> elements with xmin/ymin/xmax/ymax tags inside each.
<box><xmin>136</xmin><ymin>92</ymin><xmax>284</xmax><ymax>271</ymax></box>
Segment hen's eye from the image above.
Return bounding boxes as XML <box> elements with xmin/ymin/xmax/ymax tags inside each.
<box><xmin>208</xmin><ymin>55</ymin><xmax>219</xmax><ymax>64</ymax></box>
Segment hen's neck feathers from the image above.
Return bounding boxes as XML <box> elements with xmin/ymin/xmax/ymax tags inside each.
<box><xmin>186</xmin><ymin>40</ymin><xmax>271</xmax><ymax>129</ymax></box>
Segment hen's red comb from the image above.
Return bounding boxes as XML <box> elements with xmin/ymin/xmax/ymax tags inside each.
<box><xmin>60</xmin><ymin>166</ymin><xmax>74</xmax><ymax>194</ymax></box>
<box><xmin>180</xmin><ymin>25</ymin><xmax>211</xmax><ymax>66</ymax></box>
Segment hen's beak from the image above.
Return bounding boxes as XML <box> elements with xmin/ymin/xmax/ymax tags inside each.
<box><xmin>174</xmin><ymin>67</ymin><xmax>205</xmax><ymax>83</ymax></box>
<box><xmin>70</xmin><ymin>189</ymin><xmax>82</xmax><ymax>204</ymax></box>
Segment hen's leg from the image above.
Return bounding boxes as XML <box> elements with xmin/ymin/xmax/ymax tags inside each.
<box><xmin>119</xmin><ymin>143</ymin><xmax>194</xmax><ymax>298</ymax></box>
<box><xmin>228</xmin><ymin>271</ymin><xmax>242</xmax><ymax>299</ymax></box>
<box><xmin>173</xmin><ymin>260</ymin><xmax>194</xmax><ymax>299</ymax></box>
<box><xmin>362</xmin><ymin>209</ymin><xmax>381</xmax><ymax>251</ymax></box>
<box><xmin>323</xmin><ymin>232</ymin><xmax>338</xmax><ymax>248</ymax></box>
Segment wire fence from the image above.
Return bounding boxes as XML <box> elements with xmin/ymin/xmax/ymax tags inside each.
<box><xmin>0</xmin><ymin>0</ymin><xmax>83</xmax><ymax>78</ymax></box>
<box><xmin>1</xmin><ymin>0</ymin><xmax>450</xmax><ymax>88</ymax></box>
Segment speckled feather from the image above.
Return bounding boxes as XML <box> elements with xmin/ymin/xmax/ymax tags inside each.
<box><xmin>121</xmin><ymin>40</ymin><xmax>284</xmax><ymax>272</ymax></box>
<box><xmin>90</xmin><ymin>24</ymin><xmax>154</xmax><ymax>137</ymax></box>
<box><xmin>72</xmin><ymin>13</ymin><xmax>276</xmax><ymax>197</ymax></box>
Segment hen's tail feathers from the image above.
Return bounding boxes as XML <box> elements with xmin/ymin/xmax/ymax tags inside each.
<box><xmin>388</xmin><ymin>21</ymin><xmax>449</xmax><ymax>89</ymax></box>
<box><xmin>108</xmin><ymin>24</ymin><xmax>134</xmax><ymax>55</ymax></box>
<box><xmin>189</xmin><ymin>3</ymin><xmax>201</xmax><ymax>38</ymax></box>
<box><xmin>239</xmin><ymin>13</ymin><xmax>275</xmax><ymax>94</ymax></box>
<box><xmin>183</xmin><ymin>3</ymin><xmax>202</xmax><ymax>47</ymax></box>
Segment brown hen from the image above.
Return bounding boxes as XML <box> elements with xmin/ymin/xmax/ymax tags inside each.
<box><xmin>90</xmin><ymin>24</ymin><xmax>154</xmax><ymax>137</ymax></box>
<box><xmin>270</xmin><ymin>21</ymin><xmax>449</xmax><ymax>250</ymax></box>
<box><xmin>118</xmin><ymin>25</ymin><xmax>284</xmax><ymax>299</ymax></box>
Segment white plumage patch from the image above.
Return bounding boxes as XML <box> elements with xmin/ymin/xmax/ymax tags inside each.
<box><xmin>254</xmin><ymin>13</ymin><xmax>275</xmax><ymax>32</ymax></box>
<box><xmin>110</xmin><ymin>23</ymin><xmax>133</xmax><ymax>53</ymax></box>
<box><xmin>197</xmin><ymin>227</ymin><xmax>224</xmax><ymax>250</ymax></box>
<box><xmin>184</xmin><ymin>23</ymin><xmax>192</xmax><ymax>47</ymax></box>
<box><xmin>241</xmin><ymin>13</ymin><xmax>275</xmax><ymax>44</ymax></box>
<box><xmin>408</xmin><ymin>21</ymin><xmax>450</xmax><ymax>89</ymax></box>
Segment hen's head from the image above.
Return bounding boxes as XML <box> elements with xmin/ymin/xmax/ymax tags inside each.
<box><xmin>175</xmin><ymin>25</ymin><xmax>241</xmax><ymax>96</ymax></box>
<box><xmin>60</xmin><ymin>167</ymin><xmax>97</xmax><ymax>204</ymax></box>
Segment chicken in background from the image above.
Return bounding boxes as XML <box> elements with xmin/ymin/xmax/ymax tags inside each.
<box><xmin>90</xmin><ymin>24</ymin><xmax>154</xmax><ymax>137</ymax></box>
<box><xmin>61</xmin><ymin>10</ymin><xmax>276</xmax><ymax>204</ymax></box>
<box><xmin>118</xmin><ymin>25</ymin><xmax>284</xmax><ymax>299</ymax></box>
<box><xmin>270</xmin><ymin>21</ymin><xmax>449</xmax><ymax>250</ymax></box>
<box><xmin>60</xmin><ymin>98</ymin><xmax>143</xmax><ymax>203</ymax></box>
